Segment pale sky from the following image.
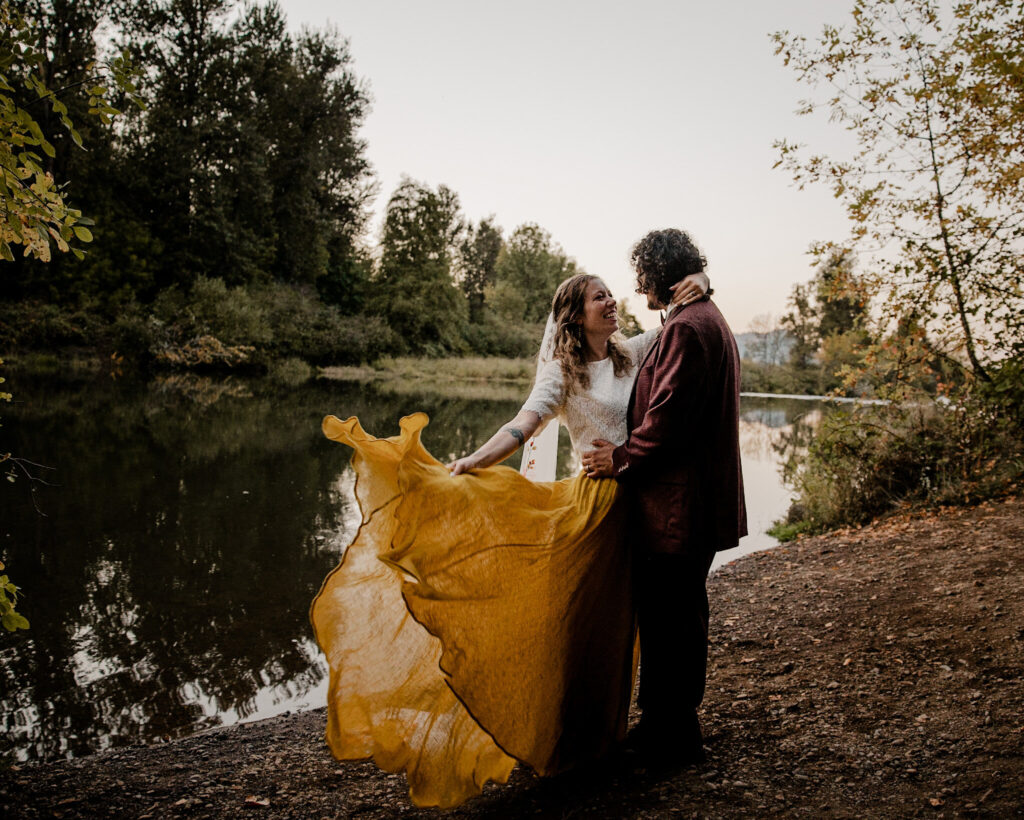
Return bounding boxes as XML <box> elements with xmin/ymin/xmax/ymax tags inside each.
<box><xmin>280</xmin><ymin>0</ymin><xmax>857</xmax><ymax>332</ymax></box>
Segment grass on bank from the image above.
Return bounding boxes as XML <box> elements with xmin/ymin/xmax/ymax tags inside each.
<box><xmin>320</xmin><ymin>356</ymin><xmax>536</xmax><ymax>385</ymax></box>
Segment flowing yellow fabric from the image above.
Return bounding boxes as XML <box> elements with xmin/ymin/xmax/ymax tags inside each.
<box><xmin>310</xmin><ymin>413</ymin><xmax>635</xmax><ymax>808</ymax></box>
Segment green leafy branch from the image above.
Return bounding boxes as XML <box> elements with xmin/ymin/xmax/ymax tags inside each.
<box><xmin>0</xmin><ymin>560</ymin><xmax>28</xmax><ymax>632</ymax></box>
<box><xmin>0</xmin><ymin>358</ymin><xmax>27</xmax><ymax>631</ymax></box>
<box><xmin>0</xmin><ymin>0</ymin><xmax>144</xmax><ymax>263</ymax></box>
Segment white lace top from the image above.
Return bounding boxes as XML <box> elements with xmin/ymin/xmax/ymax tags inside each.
<box><xmin>521</xmin><ymin>329</ymin><xmax>660</xmax><ymax>456</ymax></box>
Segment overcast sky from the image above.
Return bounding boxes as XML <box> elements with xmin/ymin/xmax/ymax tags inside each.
<box><xmin>279</xmin><ymin>0</ymin><xmax>858</xmax><ymax>332</ymax></box>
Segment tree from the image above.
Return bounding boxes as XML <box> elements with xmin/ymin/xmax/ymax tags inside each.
<box><xmin>779</xmin><ymin>282</ymin><xmax>818</xmax><ymax>371</ymax></box>
<box><xmin>457</xmin><ymin>216</ymin><xmax>502</xmax><ymax>324</ymax></box>
<box><xmin>0</xmin><ymin>0</ymin><xmax>139</xmax><ymax>266</ymax></box>
<box><xmin>371</xmin><ymin>178</ymin><xmax>467</xmax><ymax>354</ymax></box>
<box><xmin>0</xmin><ymin>1</ymin><xmax>162</xmax><ymax>303</ymax></box>
<box><xmin>813</xmin><ymin>248</ymin><xmax>870</xmax><ymax>340</ymax></box>
<box><xmin>66</xmin><ymin>0</ymin><xmax>374</xmax><ymax>300</ymax></box>
<box><xmin>746</xmin><ymin>313</ymin><xmax>789</xmax><ymax>366</ymax></box>
<box><xmin>112</xmin><ymin>0</ymin><xmax>236</xmax><ymax>292</ymax></box>
<box><xmin>1</xmin><ymin>0</ymin><xmax>141</xmax><ymax>632</ymax></box>
<box><xmin>773</xmin><ymin>0</ymin><xmax>1024</xmax><ymax>384</ymax></box>
<box><xmin>615</xmin><ymin>299</ymin><xmax>643</xmax><ymax>338</ymax></box>
<box><xmin>253</xmin><ymin>9</ymin><xmax>373</xmax><ymax>289</ymax></box>
<box><xmin>779</xmin><ymin>249</ymin><xmax>872</xmax><ymax>393</ymax></box>
<box><xmin>492</xmin><ymin>223</ymin><xmax>578</xmax><ymax>323</ymax></box>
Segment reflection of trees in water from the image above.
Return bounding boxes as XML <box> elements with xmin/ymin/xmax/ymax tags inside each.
<box><xmin>358</xmin><ymin>384</ymin><xmax>523</xmax><ymax>468</ymax></box>
<box><xmin>772</xmin><ymin>410</ymin><xmax>824</xmax><ymax>489</ymax></box>
<box><xmin>1</xmin><ymin>375</ymin><xmax>353</xmax><ymax>760</ymax></box>
<box><xmin>0</xmin><ymin>374</ymin><xmax>533</xmax><ymax>762</ymax></box>
<box><xmin>741</xmin><ymin>396</ymin><xmax>829</xmax><ymax>489</ymax></box>
<box><xmin>739</xmin><ymin>397</ymin><xmax>823</xmax><ymax>461</ymax></box>
<box><xmin>740</xmin><ymin>397</ymin><xmax>816</xmax><ymax>429</ymax></box>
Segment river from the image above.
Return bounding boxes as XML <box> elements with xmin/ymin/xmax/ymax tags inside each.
<box><xmin>0</xmin><ymin>370</ymin><xmax>823</xmax><ymax>763</ymax></box>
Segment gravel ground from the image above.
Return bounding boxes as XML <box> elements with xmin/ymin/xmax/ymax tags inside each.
<box><xmin>2</xmin><ymin>495</ymin><xmax>1022</xmax><ymax>819</ymax></box>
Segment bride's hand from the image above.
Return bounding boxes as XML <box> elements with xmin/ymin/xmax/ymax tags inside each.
<box><xmin>668</xmin><ymin>271</ymin><xmax>711</xmax><ymax>308</ymax></box>
<box><xmin>448</xmin><ymin>456</ymin><xmax>479</xmax><ymax>476</ymax></box>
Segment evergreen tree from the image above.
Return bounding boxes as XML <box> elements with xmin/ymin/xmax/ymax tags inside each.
<box><xmin>371</xmin><ymin>178</ymin><xmax>467</xmax><ymax>354</ymax></box>
<box><xmin>257</xmin><ymin>13</ymin><xmax>373</xmax><ymax>290</ymax></box>
<box><xmin>116</xmin><ymin>0</ymin><xmax>237</xmax><ymax>292</ymax></box>
<box><xmin>457</xmin><ymin>217</ymin><xmax>502</xmax><ymax>324</ymax></box>
<box><xmin>100</xmin><ymin>0</ymin><xmax>371</xmax><ymax>297</ymax></box>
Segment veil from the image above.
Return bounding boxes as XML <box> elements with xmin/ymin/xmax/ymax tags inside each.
<box><xmin>519</xmin><ymin>312</ymin><xmax>559</xmax><ymax>482</ymax></box>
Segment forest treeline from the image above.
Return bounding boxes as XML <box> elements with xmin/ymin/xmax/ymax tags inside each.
<box><xmin>0</xmin><ymin>0</ymin><xmax>646</xmax><ymax>369</ymax></box>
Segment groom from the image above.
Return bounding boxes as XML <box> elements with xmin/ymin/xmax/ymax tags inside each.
<box><xmin>583</xmin><ymin>228</ymin><xmax>746</xmax><ymax>764</ymax></box>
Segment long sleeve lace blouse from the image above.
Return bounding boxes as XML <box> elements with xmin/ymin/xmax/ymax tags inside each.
<box><xmin>520</xmin><ymin>329</ymin><xmax>660</xmax><ymax>458</ymax></box>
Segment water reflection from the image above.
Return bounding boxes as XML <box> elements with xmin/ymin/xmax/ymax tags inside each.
<box><xmin>713</xmin><ymin>397</ymin><xmax>821</xmax><ymax>569</ymax></box>
<box><xmin>0</xmin><ymin>372</ymin><xmax>826</xmax><ymax>762</ymax></box>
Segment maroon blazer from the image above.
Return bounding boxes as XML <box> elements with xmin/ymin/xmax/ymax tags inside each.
<box><xmin>611</xmin><ymin>299</ymin><xmax>747</xmax><ymax>554</ymax></box>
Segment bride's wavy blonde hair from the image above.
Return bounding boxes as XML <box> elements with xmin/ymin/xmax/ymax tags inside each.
<box><xmin>550</xmin><ymin>274</ymin><xmax>631</xmax><ymax>396</ymax></box>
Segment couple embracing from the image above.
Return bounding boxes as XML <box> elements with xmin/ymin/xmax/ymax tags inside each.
<box><xmin>312</xmin><ymin>228</ymin><xmax>747</xmax><ymax>808</ymax></box>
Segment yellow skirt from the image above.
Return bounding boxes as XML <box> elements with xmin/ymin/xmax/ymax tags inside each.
<box><xmin>310</xmin><ymin>413</ymin><xmax>635</xmax><ymax>808</ymax></box>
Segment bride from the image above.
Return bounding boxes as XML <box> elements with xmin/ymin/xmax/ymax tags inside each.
<box><xmin>311</xmin><ymin>270</ymin><xmax>709</xmax><ymax>808</ymax></box>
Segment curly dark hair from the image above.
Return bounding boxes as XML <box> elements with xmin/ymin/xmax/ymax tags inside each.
<box><xmin>630</xmin><ymin>229</ymin><xmax>707</xmax><ymax>307</ymax></box>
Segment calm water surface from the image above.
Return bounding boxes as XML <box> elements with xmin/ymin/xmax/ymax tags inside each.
<box><xmin>0</xmin><ymin>370</ymin><xmax>822</xmax><ymax>762</ymax></box>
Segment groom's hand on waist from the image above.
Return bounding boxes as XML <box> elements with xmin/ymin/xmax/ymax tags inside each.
<box><xmin>582</xmin><ymin>440</ymin><xmax>616</xmax><ymax>479</ymax></box>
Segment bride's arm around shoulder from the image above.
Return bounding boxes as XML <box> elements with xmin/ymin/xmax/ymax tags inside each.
<box><xmin>619</xmin><ymin>271</ymin><xmax>711</xmax><ymax>364</ymax></box>
<box><xmin>620</xmin><ymin>327</ymin><xmax>661</xmax><ymax>366</ymax></box>
<box><xmin>448</xmin><ymin>360</ymin><xmax>563</xmax><ymax>476</ymax></box>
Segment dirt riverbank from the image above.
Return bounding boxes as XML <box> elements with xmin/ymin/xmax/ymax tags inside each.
<box><xmin>2</xmin><ymin>496</ymin><xmax>1022</xmax><ymax>819</ymax></box>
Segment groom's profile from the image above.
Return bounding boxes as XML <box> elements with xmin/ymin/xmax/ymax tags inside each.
<box><xmin>584</xmin><ymin>228</ymin><xmax>747</xmax><ymax>764</ymax></box>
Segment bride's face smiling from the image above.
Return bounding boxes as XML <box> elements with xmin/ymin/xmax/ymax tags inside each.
<box><xmin>579</xmin><ymin>278</ymin><xmax>618</xmax><ymax>337</ymax></box>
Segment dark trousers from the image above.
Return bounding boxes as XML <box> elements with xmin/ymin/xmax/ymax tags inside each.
<box><xmin>635</xmin><ymin>549</ymin><xmax>716</xmax><ymax>736</ymax></box>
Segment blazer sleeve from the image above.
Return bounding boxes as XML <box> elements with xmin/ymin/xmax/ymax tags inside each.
<box><xmin>611</xmin><ymin>318</ymin><xmax>708</xmax><ymax>481</ymax></box>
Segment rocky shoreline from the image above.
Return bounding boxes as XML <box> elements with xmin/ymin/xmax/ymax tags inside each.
<box><xmin>3</xmin><ymin>496</ymin><xmax>1022</xmax><ymax>819</ymax></box>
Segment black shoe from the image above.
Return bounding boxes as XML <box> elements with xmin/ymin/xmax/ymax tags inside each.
<box><xmin>626</xmin><ymin>718</ymin><xmax>706</xmax><ymax>768</ymax></box>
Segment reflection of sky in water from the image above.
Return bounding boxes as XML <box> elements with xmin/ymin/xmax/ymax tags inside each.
<box><xmin>0</xmin><ymin>375</ymin><xmax>826</xmax><ymax>763</ymax></box>
<box><xmin>332</xmin><ymin>466</ymin><xmax>363</xmax><ymax>537</ymax></box>
<box><xmin>175</xmin><ymin>636</ymin><xmax>329</xmax><ymax>729</ymax></box>
<box><xmin>714</xmin><ymin>401</ymin><xmax>819</xmax><ymax>571</ymax></box>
